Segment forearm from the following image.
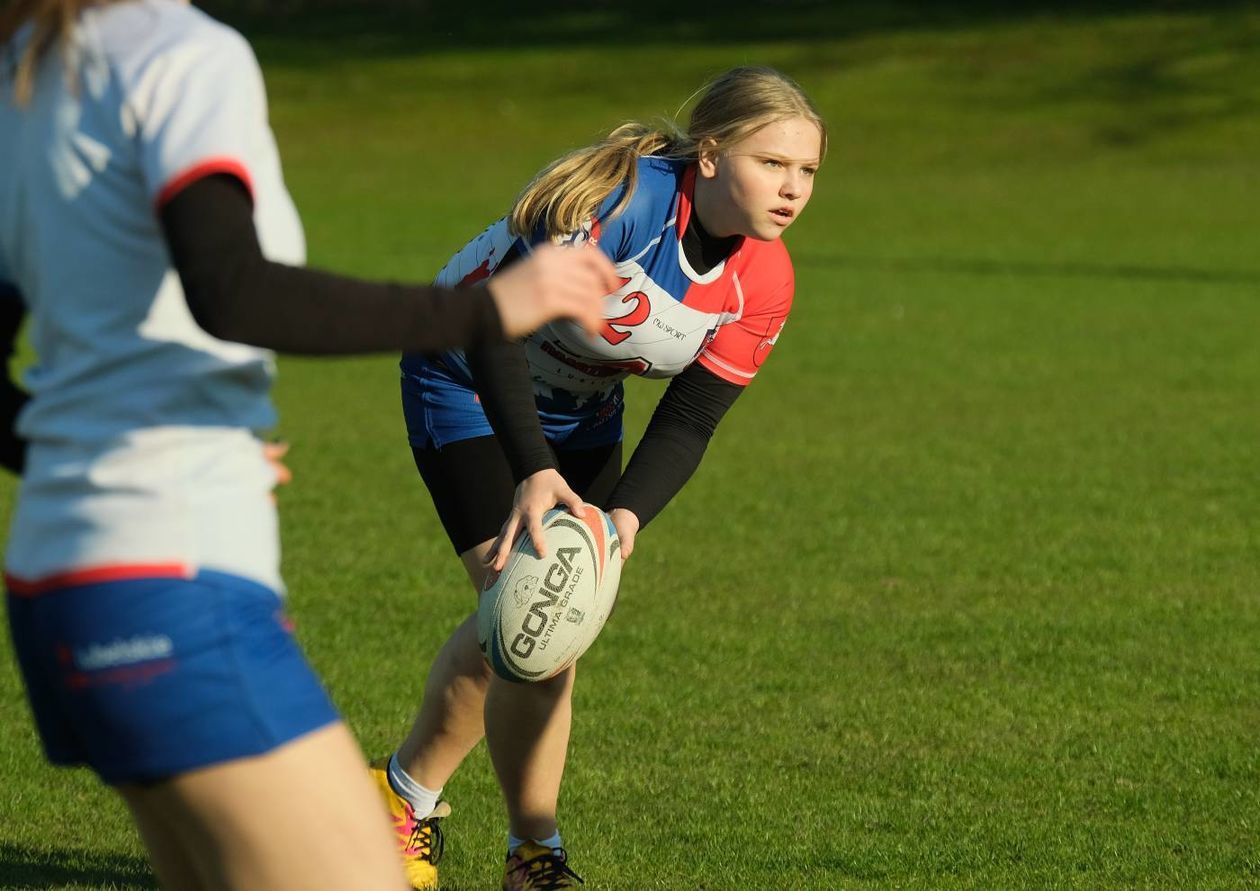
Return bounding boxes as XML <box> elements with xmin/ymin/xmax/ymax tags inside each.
<box><xmin>161</xmin><ymin>175</ymin><xmax>505</xmax><ymax>355</ymax></box>
<box><xmin>205</xmin><ymin>258</ymin><xmax>504</xmax><ymax>355</ymax></box>
<box><xmin>604</xmin><ymin>426</ymin><xmax>708</xmax><ymax>527</ymax></box>
<box><xmin>604</xmin><ymin>363</ymin><xmax>743</xmax><ymax>527</ymax></box>
<box><xmin>465</xmin><ymin>339</ymin><xmax>556</xmax><ymax>482</ymax></box>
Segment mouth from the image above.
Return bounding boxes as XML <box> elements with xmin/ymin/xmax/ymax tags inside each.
<box><xmin>770</xmin><ymin>207</ymin><xmax>795</xmax><ymax>224</ymax></box>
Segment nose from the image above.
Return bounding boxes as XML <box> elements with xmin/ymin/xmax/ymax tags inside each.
<box><xmin>780</xmin><ymin>171</ymin><xmax>803</xmax><ymax>200</ymax></box>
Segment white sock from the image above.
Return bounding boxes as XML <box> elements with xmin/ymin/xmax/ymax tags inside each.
<box><xmin>509</xmin><ymin>830</ymin><xmax>563</xmax><ymax>855</ymax></box>
<box><xmin>387</xmin><ymin>752</ymin><xmax>441</xmax><ymax>818</ymax></box>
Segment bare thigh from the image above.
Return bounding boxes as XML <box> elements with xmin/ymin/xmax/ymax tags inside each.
<box><xmin>119</xmin><ymin>722</ymin><xmax>406</xmax><ymax>891</ymax></box>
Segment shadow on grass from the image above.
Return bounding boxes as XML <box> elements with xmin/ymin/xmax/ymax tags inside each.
<box><xmin>1022</xmin><ymin>22</ymin><xmax>1260</xmax><ymax>150</ymax></box>
<box><xmin>199</xmin><ymin>0</ymin><xmax>1256</xmax><ymax>61</ymax></box>
<box><xmin>0</xmin><ymin>842</ymin><xmax>155</xmax><ymax>890</ymax></box>
<box><xmin>797</xmin><ymin>253</ymin><xmax>1260</xmax><ymax>287</ymax></box>
<box><xmin>203</xmin><ymin>0</ymin><xmax>1260</xmax><ymax>155</ymax></box>
<box><xmin>0</xmin><ymin>842</ymin><xmax>486</xmax><ymax>890</ymax></box>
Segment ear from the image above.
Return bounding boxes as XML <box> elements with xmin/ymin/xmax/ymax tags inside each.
<box><xmin>696</xmin><ymin>138</ymin><xmax>721</xmax><ymax>179</ymax></box>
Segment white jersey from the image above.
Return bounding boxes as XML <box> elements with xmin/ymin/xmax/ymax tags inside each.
<box><xmin>0</xmin><ymin>1</ymin><xmax>304</xmax><ymax>593</ymax></box>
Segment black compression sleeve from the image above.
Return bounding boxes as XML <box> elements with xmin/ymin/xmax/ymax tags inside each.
<box><xmin>160</xmin><ymin>175</ymin><xmax>504</xmax><ymax>355</ymax></box>
<box><xmin>463</xmin><ymin>245</ymin><xmax>555</xmax><ymax>482</ymax></box>
<box><xmin>604</xmin><ymin>362</ymin><xmax>742</xmax><ymax>527</ymax></box>
<box><xmin>465</xmin><ymin>338</ymin><xmax>556</xmax><ymax>481</ymax></box>
<box><xmin>0</xmin><ymin>290</ymin><xmax>29</xmax><ymax>474</ymax></box>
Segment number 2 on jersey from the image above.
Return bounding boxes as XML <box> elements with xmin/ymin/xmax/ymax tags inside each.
<box><xmin>600</xmin><ymin>291</ymin><xmax>650</xmax><ymax>345</ymax></box>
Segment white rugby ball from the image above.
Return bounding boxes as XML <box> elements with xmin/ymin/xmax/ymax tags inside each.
<box><xmin>478</xmin><ymin>506</ymin><xmax>622</xmax><ymax>682</ymax></box>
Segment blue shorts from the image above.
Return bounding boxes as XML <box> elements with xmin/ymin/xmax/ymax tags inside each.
<box><xmin>401</xmin><ymin>354</ymin><xmax>624</xmax><ymax>451</ymax></box>
<box><xmin>6</xmin><ymin>571</ymin><xmax>340</xmax><ymax>785</ymax></box>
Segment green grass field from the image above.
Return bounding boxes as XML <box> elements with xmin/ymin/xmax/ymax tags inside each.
<box><xmin>2</xmin><ymin>3</ymin><xmax>1259</xmax><ymax>888</ymax></box>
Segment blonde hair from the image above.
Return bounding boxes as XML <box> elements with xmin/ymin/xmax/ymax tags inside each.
<box><xmin>509</xmin><ymin>66</ymin><xmax>827</xmax><ymax>239</ymax></box>
<box><xmin>0</xmin><ymin>0</ymin><xmax>111</xmax><ymax>105</ymax></box>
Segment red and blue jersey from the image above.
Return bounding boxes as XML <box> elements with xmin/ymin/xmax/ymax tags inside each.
<box><xmin>427</xmin><ymin>157</ymin><xmax>793</xmax><ymax>408</ymax></box>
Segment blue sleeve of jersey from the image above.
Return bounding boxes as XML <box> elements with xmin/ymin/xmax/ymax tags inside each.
<box><xmin>524</xmin><ymin>157</ymin><xmax>679</xmax><ymax>263</ymax></box>
<box><xmin>589</xmin><ymin>157</ymin><xmax>681</xmax><ymax>264</ymax></box>
<box><xmin>589</xmin><ymin>180</ymin><xmax>635</xmax><ymax>262</ymax></box>
<box><xmin>524</xmin><ymin>182</ymin><xmax>638</xmax><ymax>262</ymax></box>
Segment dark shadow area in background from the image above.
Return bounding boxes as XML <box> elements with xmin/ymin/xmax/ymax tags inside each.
<box><xmin>798</xmin><ymin>253</ymin><xmax>1260</xmax><ymax>287</ymax></box>
<box><xmin>199</xmin><ymin>0</ymin><xmax>1253</xmax><ymax>58</ymax></box>
<box><xmin>0</xmin><ymin>842</ymin><xmax>155</xmax><ymax>890</ymax></box>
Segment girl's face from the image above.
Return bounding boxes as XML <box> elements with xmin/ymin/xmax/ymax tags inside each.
<box><xmin>694</xmin><ymin>115</ymin><xmax>822</xmax><ymax>241</ymax></box>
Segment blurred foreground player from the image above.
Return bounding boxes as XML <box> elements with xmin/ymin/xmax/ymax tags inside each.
<box><xmin>0</xmin><ymin>2</ymin><xmax>616</xmax><ymax>888</ymax></box>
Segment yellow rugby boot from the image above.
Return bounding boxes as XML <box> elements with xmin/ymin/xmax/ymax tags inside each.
<box><xmin>502</xmin><ymin>841</ymin><xmax>584</xmax><ymax>890</ymax></box>
<box><xmin>368</xmin><ymin>757</ymin><xmax>448</xmax><ymax>890</ymax></box>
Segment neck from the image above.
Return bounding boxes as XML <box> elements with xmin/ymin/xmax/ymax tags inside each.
<box><xmin>684</xmin><ymin>194</ymin><xmax>740</xmax><ymax>276</ymax></box>
<box><xmin>691</xmin><ymin>176</ymin><xmax>737</xmax><ymax>239</ymax></box>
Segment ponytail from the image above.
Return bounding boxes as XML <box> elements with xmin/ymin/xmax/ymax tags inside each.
<box><xmin>1</xmin><ymin>0</ymin><xmax>105</xmax><ymax>106</ymax></box>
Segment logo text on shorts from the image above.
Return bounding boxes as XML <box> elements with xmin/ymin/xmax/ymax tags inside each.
<box><xmin>74</xmin><ymin>635</ymin><xmax>174</xmax><ymax>671</ymax></box>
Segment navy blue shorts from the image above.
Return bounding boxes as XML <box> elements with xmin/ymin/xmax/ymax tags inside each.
<box><xmin>400</xmin><ymin>354</ymin><xmax>624</xmax><ymax>451</ymax></box>
<box><xmin>6</xmin><ymin>571</ymin><xmax>340</xmax><ymax>785</ymax></box>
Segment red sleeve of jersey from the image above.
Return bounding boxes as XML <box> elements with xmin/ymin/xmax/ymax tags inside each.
<box><xmin>695</xmin><ymin>243</ymin><xmax>794</xmax><ymax>386</ymax></box>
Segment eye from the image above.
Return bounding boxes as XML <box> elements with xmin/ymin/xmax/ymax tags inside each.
<box><xmin>761</xmin><ymin>158</ymin><xmax>782</xmax><ymax>168</ymax></box>
<box><xmin>802</xmin><ymin>166</ymin><xmax>817</xmax><ymax>177</ymax></box>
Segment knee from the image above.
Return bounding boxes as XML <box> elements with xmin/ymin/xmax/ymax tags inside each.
<box><xmin>546</xmin><ymin>664</ymin><xmax>576</xmax><ymax>694</ymax></box>
<box><xmin>496</xmin><ymin>664</ymin><xmax>575</xmax><ymax>701</ymax></box>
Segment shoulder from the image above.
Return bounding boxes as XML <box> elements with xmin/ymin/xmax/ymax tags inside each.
<box><xmin>633</xmin><ymin>156</ymin><xmax>687</xmax><ymax>211</ymax></box>
<box><xmin>94</xmin><ymin>1</ymin><xmax>251</xmax><ymax>59</ymax></box>
<box><xmin>588</xmin><ymin>156</ymin><xmax>685</xmax><ymax>258</ymax></box>
<box><xmin>94</xmin><ymin>2</ymin><xmax>257</xmax><ymax>96</ymax></box>
<box><xmin>597</xmin><ymin>157</ymin><xmax>684</xmax><ymax>223</ymax></box>
<box><xmin>735</xmin><ymin>237</ymin><xmax>795</xmax><ymax>312</ymax></box>
<box><xmin>637</xmin><ymin>155</ymin><xmax>686</xmax><ymax>188</ymax></box>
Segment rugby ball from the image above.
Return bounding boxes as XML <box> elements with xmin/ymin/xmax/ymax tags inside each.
<box><xmin>478</xmin><ymin>506</ymin><xmax>622</xmax><ymax>682</ymax></box>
